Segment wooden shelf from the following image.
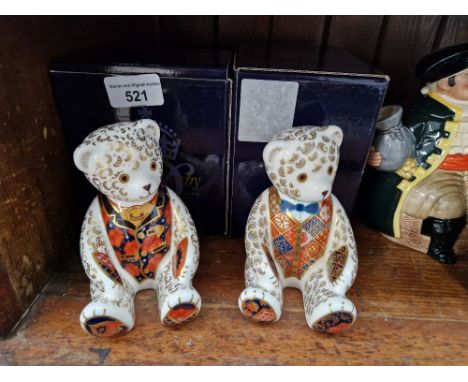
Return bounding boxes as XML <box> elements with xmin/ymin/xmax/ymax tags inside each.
<box><xmin>0</xmin><ymin>222</ymin><xmax>467</xmax><ymax>365</ymax></box>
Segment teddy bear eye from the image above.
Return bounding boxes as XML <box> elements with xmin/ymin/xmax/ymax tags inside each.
<box><xmin>327</xmin><ymin>166</ymin><xmax>334</xmax><ymax>176</ymax></box>
<box><xmin>297</xmin><ymin>173</ymin><xmax>308</xmax><ymax>183</ymax></box>
<box><xmin>119</xmin><ymin>173</ymin><xmax>130</xmax><ymax>183</ymax></box>
<box><xmin>150</xmin><ymin>161</ymin><xmax>157</xmax><ymax>171</ymax></box>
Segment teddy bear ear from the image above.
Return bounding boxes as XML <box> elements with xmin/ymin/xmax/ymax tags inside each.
<box><xmin>73</xmin><ymin>144</ymin><xmax>94</xmax><ymax>173</ymax></box>
<box><xmin>262</xmin><ymin>141</ymin><xmax>283</xmax><ymax>166</ymax></box>
<box><xmin>141</xmin><ymin>119</ymin><xmax>160</xmax><ymax>143</ymax></box>
<box><xmin>328</xmin><ymin>125</ymin><xmax>344</xmax><ymax>147</ymax></box>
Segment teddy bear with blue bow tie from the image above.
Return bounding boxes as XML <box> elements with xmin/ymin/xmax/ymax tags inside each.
<box><xmin>239</xmin><ymin>125</ymin><xmax>358</xmax><ymax>334</ymax></box>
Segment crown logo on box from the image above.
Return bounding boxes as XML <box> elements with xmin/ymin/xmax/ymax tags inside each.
<box><xmin>159</xmin><ymin>123</ymin><xmax>181</xmax><ymax>161</ymax></box>
<box><xmin>136</xmin><ymin>107</ymin><xmax>181</xmax><ymax>161</ymax></box>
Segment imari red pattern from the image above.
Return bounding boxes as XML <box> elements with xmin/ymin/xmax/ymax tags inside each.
<box><xmin>85</xmin><ymin>316</ymin><xmax>128</xmax><ymax>337</ymax></box>
<box><xmin>92</xmin><ymin>251</ymin><xmax>122</xmax><ymax>284</ymax></box>
<box><xmin>241</xmin><ymin>298</ymin><xmax>277</xmax><ymax>322</ymax></box>
<box><xmin>269</xmin><ymin>187</ymin><xmax>333</xmax><ymax>279</ymax></box>
<box><xmin>173</xmin><ymin>237</ymin><xmax>188</xmax><ymax>278</ymax></box>
<box><xmin>163</xmin><ymin>303</ymin><xmax>198</xmax><ymax>325</ymax></box>
<box><xmin>99</xmin><ymin>186</ymin><xmax>172</xmax><ymax>283</ymax></box>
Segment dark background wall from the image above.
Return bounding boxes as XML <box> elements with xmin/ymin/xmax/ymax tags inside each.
<box><xmin>0</xmin><ymin>15</ymin><xmax>467</xmax><ymax>337</ymax></box>
<box><xmin>158</xmin><ymin>16</ymin><xmax>468</xmax><ymax>105</ymax></box>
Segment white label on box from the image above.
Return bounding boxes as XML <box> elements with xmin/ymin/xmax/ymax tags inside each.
<box><xmin>238</xmin><ymin>79</ymin><xmax>299</xmax><ymax>142</ymax></box>
<box><xmin>104</xmin><ymin>74</ymin><xmax>164</xmax><ymax>108</ymax></box>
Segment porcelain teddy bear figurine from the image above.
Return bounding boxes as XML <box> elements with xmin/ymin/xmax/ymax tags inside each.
<box><xmin>73</xmin><ymin>119</ymin><xmax>201</xmax><ymax>337</ymax></box>
<box><xmin>239</xmin><ymin>126</ymin><xmax>358</xmax><ymax>333</ymax></box>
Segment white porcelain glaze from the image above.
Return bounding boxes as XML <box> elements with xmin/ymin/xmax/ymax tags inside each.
<box><xmin>74</xmin><ymin>119</ymin><xmax>201</xmax><ymax>337</ymax></box>
<box><xmin>239</xmin><ymin>126</ymin><xmax>358</xmax><ymax>333</ymax></box>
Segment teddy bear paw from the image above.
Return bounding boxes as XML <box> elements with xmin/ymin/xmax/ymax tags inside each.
<box><xmin>80</xmin><ymin>302</ymin><xmax>134</xmax><ymax>337</ymax></box>
<box><xmin>307</xmin><ymin>296</ymin><xmax>356</xmax><ymax>334</ymax></box>
<box><xmin>238</xmin><ymin>287</ymin><xmax>281</xmax><ymax>323</ymax></box>
<box><xmin>160</xmin><ymin>287</ymin><xmax>201</xmax><ymax>325</ymax></box>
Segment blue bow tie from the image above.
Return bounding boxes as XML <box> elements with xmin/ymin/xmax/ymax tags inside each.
<box><xmin>280</xmin><ymin>199</ymin><xmax>319</xmax><ymax>215</ymax></box>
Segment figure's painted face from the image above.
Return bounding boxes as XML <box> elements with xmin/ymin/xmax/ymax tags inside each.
<box><xmin>437</xmin><ymin>68</ymin><xmax>468</xmax><ymax>101</ymax></box>
<box><xmin>73</xmin><ymin>119</ymin><xmax>163</xmax><ymax>204</ymax></box>
<box><xmin>263</xmin><ymin>126</ymin><xmax>343</xmax><ymax>203</ymax></box>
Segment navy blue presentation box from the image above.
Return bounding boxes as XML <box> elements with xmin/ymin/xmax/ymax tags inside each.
<box><xmin>50</xmin><ymin>45</ymin><xmax>232</xmax><ymax>235</ymax></box>
<box><xmin>229</xmin><ymin>44</ymin><xmax>389</xmax><ymax>235</ymax></box>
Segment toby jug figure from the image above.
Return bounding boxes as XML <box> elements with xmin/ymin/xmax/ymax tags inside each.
<box><xmin>365</xmin><ymin>43</ymin><xmax>468</xmax><ymax>264</ymax></box>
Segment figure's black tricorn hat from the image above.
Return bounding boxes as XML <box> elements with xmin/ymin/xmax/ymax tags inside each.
<box><xmin>416</xmin><ymin>42</ymin><xmax>468</xmax><ymax>82</ymax></box>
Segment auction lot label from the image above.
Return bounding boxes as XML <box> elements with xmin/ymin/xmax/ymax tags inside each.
<box><xmin>104</xmin><ymin>74</ymin><xmax>164</xmax><ymax>108</ymax></box>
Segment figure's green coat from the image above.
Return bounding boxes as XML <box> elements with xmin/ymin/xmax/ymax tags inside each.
<box><xmin>364</xmin><ymin>94</ymin><xmax>455</xmax><ymax>236</ymax></box>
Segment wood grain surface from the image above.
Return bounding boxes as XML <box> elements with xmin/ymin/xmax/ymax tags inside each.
<box><xmin>0</xmin><ymin>16</ymin><xmax>77</xmax><ymax>337</ymax></box>
<box><xmin>270</xmin><ymin>16</ymin><xmax>326</xmax><ymax>45</ymax></box>
<box><xmin>218</xmin><ymin>16</ymin><xmax>272</xmax><ymax>45</ymax></box>
<box><xmin>327</xmin><ymin>16</ymin><xmax>384</xmax><ymax>65</ymax></box>
<box><xmin>0</xmin><ymin>223</ymin><xmax>466</xmax><ymax>365</ymax></box>
<box><xmin>438</xmin><ymin>16</ymin><xmax>468</xmax><ymax>49</ymax></box>
<box><xmin>375</xmin><ymin>16</ymin><xmax>443</xmax><ymax>106</ymax></box>
<box><xmin>160</xmin><ymin>16</ymin><xmax>216</xmax><ymax>48</ymax></box>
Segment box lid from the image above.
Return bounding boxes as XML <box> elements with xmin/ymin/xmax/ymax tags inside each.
<box><xmin>235</xmin><ymin>43</ymin><xmax>388</xmax><ymax>78</ymax></box>
<box><xmin>50</xmin><ymin>42</ymin><xmax>232</xmax><ymax>80</ymax></box>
